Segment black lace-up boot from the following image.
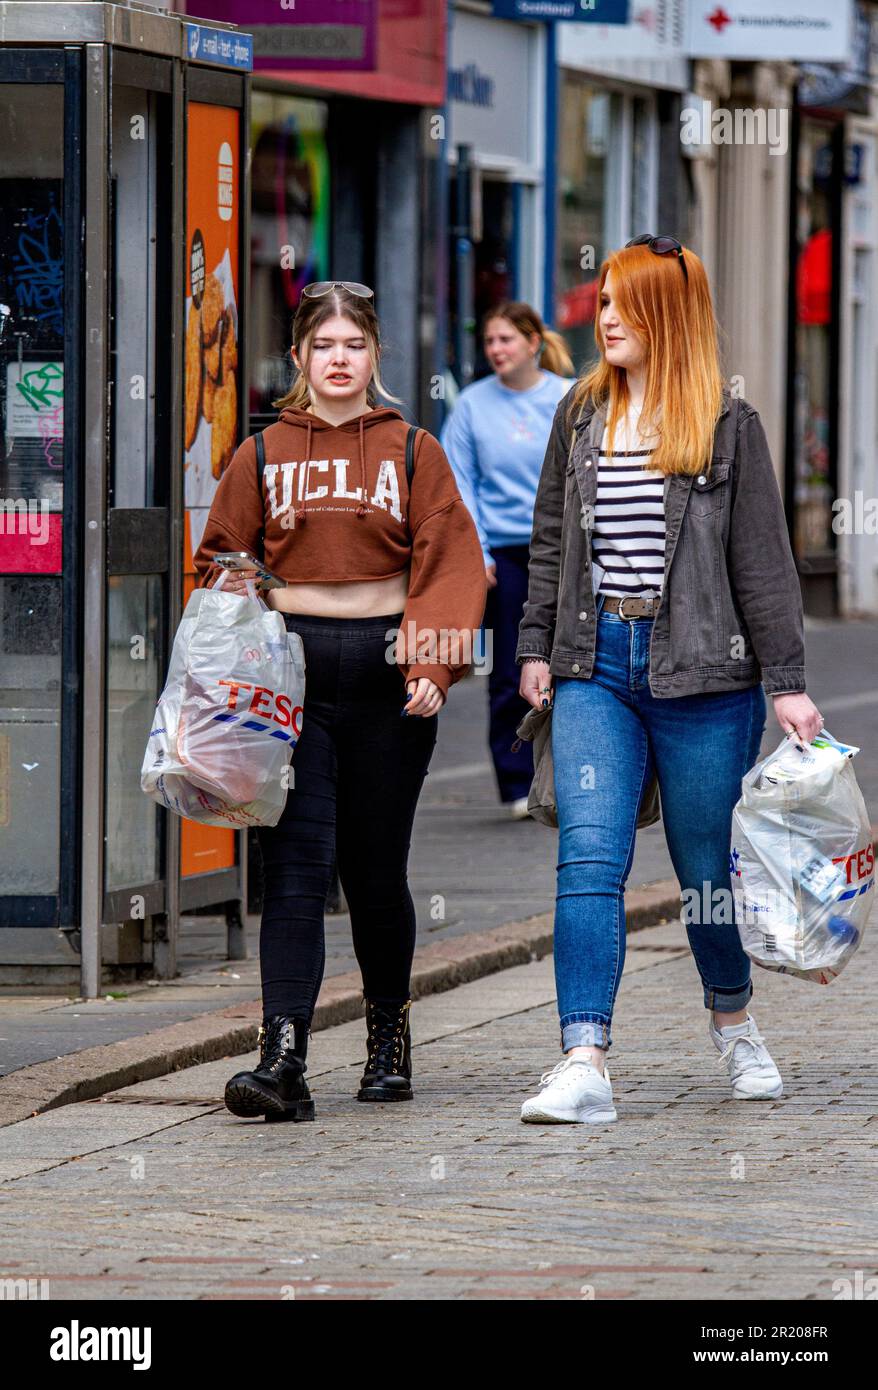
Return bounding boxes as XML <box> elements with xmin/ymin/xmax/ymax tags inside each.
<box><xmin>357</xmin><ymin>998</ymin><xmax>413</xmax><ymax>1101</ymax></box>
<box><xmin>224</xmin><ymin>1015</ymin><xmax>315</xmax><ymax>1122</ymax></box>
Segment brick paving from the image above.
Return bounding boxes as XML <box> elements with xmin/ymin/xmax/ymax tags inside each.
<box><xmin>1</xmin><ymin>912</ymin><xmax>875</xmax><ymax>1301</ymax></box>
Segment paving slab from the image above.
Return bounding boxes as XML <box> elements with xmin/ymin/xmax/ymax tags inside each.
<box><xmin>0</xmin><ymin>914</ymin><xmax>874</xmax><ymax>1301</ymax></box>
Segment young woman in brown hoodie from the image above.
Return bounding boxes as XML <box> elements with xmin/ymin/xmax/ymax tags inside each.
<box><xmin>193</xmin><ymin>283</ymin><xmax>487</xmax><ymax>1122</ymax></box>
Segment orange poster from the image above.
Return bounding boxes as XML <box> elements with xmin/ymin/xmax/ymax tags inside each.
<box><xmin>181</xmin><ymin>102</ymin><xmax>241</xmax><ymax>877</ymax></box>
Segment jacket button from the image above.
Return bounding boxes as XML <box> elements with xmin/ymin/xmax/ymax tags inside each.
<box><xmin>697</xmin><ymin>475</ymin><xmax>706</xmax><ymax>485</ymax></box>
<box><xmin>571</xmin><ymin>663</ymin><xmax>581</xmax><ymax>673</ymax></box>
<box><xmin>578</xmin><ymin>611</ymin><xmax>587</xmax><ymax>620</ymax></box>
<box><xmin>584</xmin><ymin>460</ymin><xmax>591</xmax><ymax>468</ymax></box>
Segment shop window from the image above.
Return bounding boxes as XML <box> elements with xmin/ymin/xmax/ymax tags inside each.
<box><xmin>792</xmin><ymin>120</ymin><xmax>836</xmax><ymax>560</ymax></box>
<box><xmin>104</xmin><ymin>575</ymin><xmax>162</xmax><ymax>892</ymax></box>
<box><xmin>556</xmin><ymin>78</ymin><xmax>658</xmax><ymax>371</ymax></box>
<box><xmin>248</xmin><ymin>91</ymin><xmax>330</xmax><ymax>417</ymax></box>
<box><xmin>0</xmin><ymin>83</ymin><xmax>64</xmax><ymax>899</ymax></box>
<box><xmin>109</xmin><ymin>85</ymin><xmax>159</xmax><ymax>509</ymax></box>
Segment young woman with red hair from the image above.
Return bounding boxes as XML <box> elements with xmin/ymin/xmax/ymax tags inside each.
<box><xmin>515</xmin><ymin>237</ymin><xmax>822</xmax><ymax>1125</ymax></box>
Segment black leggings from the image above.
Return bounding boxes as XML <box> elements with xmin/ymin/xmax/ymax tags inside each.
<box><xmin>256</xmin><ymin>611</ymin><xmax>438</xmax><ymax>1022</ymax></box>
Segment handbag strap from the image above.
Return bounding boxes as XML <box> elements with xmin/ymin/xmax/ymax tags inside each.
<box><xmin>405</xmin><ymin>424</ymin><xmax>418</xmax><ymax>488</ymax></box>
<box><xmin>255</xmin><ymin>430</ymin><xmax>267</xmax><ymax>558</ymax></box>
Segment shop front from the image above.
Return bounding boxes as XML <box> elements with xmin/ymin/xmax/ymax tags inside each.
<box><xmin>446</xmin><ymin>5</ymin><xmax>547</xmax><ymax>388</ymax></box>
<box><xmin>188</xmin><ymin>0</ymin><xmax>446</xmax><ymax>433</ymax></box>
<box><xmin>789</xmin><ymin>5</ymin><xmax>878</xmax><ymax>618</ymax></box>
<box><xmin>554</xmin><ymin>26</ymin><xmax>690</xmax><ymax>374</ymax></box>
<box><xmin>0</xmin><ymin>3</ymin><xmax>253</xmax><ymax>991</ymax></box>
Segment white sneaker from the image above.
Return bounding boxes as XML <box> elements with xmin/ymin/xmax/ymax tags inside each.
<box><xmin>520</xmin><ymin>1057</ymin><xmax>617</xmax><ymax>1124</ymax></box>
<box><xmin>709</xmin><ymin>1012</ymin><xmax>783</xmax><ymax>1100</ymax></box>
<box><xmin>509</xmin><ymin>796</ymin><xmax>531</xmax><ymax>820</ymax></box>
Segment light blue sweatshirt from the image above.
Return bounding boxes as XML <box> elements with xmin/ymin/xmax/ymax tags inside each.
<box><xmin>440</xmin><ymin>370</ymin><xmax>574</xmax><ymax>566</ymax></box>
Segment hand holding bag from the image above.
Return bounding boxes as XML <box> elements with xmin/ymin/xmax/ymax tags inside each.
<box><xmin>141</xmin><ymin>571</ymin><xmax>305</xmax><ymax>827</ymax></box>
<box><xmin>513</xmin><ymin>701</ymin><xmax>662</xmax><ymax>829</ymax></box>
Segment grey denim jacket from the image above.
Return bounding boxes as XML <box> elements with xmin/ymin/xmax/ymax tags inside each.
<box><xmin>515</xmin><ymin>389</ymin><xmax>807</xmax><ymax>698</ymax></box>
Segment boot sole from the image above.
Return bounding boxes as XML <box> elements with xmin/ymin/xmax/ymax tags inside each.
<box><xmin>356</xmin><ymin>1086</ymin><xmax>413</xmax><ymax>1102</ymax></box>
<box><xmin>224</xmin><ymin>1078</ymin><xmax>315</xmax><ymax>1122</ymax></box>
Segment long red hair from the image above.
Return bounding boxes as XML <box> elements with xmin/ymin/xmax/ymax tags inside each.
<box><xmin>567</xmin><ymin>242</ymin><xmax>724</xmax><ymax>475</ymax></box>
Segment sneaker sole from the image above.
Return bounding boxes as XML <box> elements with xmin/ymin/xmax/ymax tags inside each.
<box><xmin>224</xmin><ymin>1079</ymin><xmax>315</xmax><ymax>1122</ymax></box>
<box><xmin>521</xmin><ymin>1103</ymin><xmax>617</xmax><ymax>1124</ymax></box>
<box><xmin>731</xmin><ymin>1082</ymin><xmax>784</xmax><ymax>1101</ymax></box>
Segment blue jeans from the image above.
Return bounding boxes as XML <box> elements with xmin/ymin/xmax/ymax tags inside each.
<box><xmin>551</xmin><ymin>603</ymin><xmax>767</xmax><ymax>1051</ymax></box>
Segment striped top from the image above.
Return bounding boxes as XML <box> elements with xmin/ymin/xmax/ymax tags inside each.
<box><xmin>593</xmin><ymin>405</ymin><xmax>666</xmax><ymax>598</ymax></box>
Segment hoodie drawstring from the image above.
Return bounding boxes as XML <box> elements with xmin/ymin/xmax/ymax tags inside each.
<box><xmin>295</xmin><ymin>418</ymin><xmax>313</xmax><ymax>524</ymax></box>
<box><xmin>356</xmin><ymin>415</ymin><xmax>367</xmax><ymax>518</ymax></box>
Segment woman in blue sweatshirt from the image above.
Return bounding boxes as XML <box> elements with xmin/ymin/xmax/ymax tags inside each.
<box><xmin>441</xmin><ymin>302</ymin><xmax>575</xmax><ymax>816</ymax></box>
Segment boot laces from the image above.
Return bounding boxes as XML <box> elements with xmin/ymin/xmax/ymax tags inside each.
<box><xmin>258</xmin><ymin>1018</ymin><xmax>299</xmax><ymax>1075</ymax></box>
<box><xmin>366</xmin><ymin>1001</ymin><xmax>410</xmax><ymax>1073</ymax></box>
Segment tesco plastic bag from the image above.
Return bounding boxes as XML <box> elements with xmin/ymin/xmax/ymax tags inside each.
<box><xmin>731</xmin><ymin>729</ymin><xmax>874</xmax><ymax>983</ymax></box>
<box><xmin>141</xmin><ymin>572</ymin><xmax>305</xmax><ymax>827</ymax></box>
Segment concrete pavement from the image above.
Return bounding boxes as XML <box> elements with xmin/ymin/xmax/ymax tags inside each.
<box><xmin>1</xmin><ymin>907</ymin><xmax>876</xmax><ymax>1300</ymax></box>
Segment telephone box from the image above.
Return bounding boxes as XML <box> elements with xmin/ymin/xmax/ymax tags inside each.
<box><xmin>0</xmin><ymin>3</ymin><xmax>253</xmax><ymax>993</ymax></box>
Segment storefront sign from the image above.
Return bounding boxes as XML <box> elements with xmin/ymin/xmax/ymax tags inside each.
<box><xmin>533</xmin><ymin>0</ymin><xmax>856</xmax><ymax>66</ymax></box>
<box><xmin>190</xmin><ymin>1</ymin><xmax>377</xmax><ymax>72</ymax></box>
<box><xmin>492</xmin><ymin>0</ymin><xmax>629</xmax><ymax>19</ymax></box>
<box><xmin>685</xmin><ymin>0</ymin><xmax>854</xmax><ymax>63</ymax></box>
<box><xmin>184</xmin><ymin>23</ymin><xmax>253</xmax><ymax>71</ymax></box>
<box><xmin>558</xmin><ymin>0</ymin><xmax>689</xmax><ymax>72</ymax></box>
<box><xmin>450</xmin><ymin>11</ymin><xmax>537</xmax><ymax>166</ymax></box>
<box><xmin>448</xmin><ymin>63</ymin><xmax>495</xmax><ymax>108</ymax></box>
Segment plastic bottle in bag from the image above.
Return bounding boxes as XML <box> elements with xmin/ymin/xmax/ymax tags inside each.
<box><xmin>731</xmin><ymin>729</ymin><xmax>874</xmax><ymax>983</ymax></box>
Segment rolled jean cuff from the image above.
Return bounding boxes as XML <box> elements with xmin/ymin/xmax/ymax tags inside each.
<box><xmin>560</xmin><ymin>1015</ymin><xmax>611</xmax><ymax>1051</ymax></box>
<box><xmin>703</xmin><ymin>979</ymin><xmax>753</xmax><ymax>1012</ymax></box>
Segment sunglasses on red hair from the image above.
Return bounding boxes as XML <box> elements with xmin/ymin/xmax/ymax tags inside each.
<box><xmin>624</xmin><ymin>234</ymin><xmax>689</xmax><ymax>284</ymax></box>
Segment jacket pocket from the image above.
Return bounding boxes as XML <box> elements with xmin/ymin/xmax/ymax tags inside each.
<box><xmin>687</xmin><ymin>458</ymin><xmax>733</xmax><ymax>517</ymax></box>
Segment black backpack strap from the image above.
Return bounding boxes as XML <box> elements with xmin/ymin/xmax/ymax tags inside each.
<box><xmin>255</xmin><ymin>430</ymin><xmax>266</xmax><ymax>557</ymax></box>
<box><xmin>405</xmin><ymin>425</ymin><xmax>418</xmax><ymax>489</ymax></box>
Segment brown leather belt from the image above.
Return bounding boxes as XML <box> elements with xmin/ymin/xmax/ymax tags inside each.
<box><xmin>601</xmin><ymin>594</ymin><xmax>660</xmax><ymax>620</ymax></box>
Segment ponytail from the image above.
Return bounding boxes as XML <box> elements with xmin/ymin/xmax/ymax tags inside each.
<box><xmin>539</xmin><ymin>327</ymin><xmax>575</xmax><ymax>378</ymax></box>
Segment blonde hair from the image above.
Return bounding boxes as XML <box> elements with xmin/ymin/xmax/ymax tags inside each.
<box><xmin>273</xmin><ymin>288</ymin><xmax>403</xmax><ymax>411</ymax></box>
<box><xmin>485</xmin><ymin>301</ymin><xmax>575</xmax><ymax>378</ymax></box>
<box><xmin>567</xmin><ymin>243</ymin><xmax>724</xmax><ymax>476</ymax></box>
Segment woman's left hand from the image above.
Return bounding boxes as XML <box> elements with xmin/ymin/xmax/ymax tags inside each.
<box><xmin>772</xmin><ymin>692</ymin><xmax>823</xmax><ymax>743</ymax></box>
<box><xmin>404</xmin><ymin>677</ymin><xmax>445</xmax><ymax>717</ymax></box>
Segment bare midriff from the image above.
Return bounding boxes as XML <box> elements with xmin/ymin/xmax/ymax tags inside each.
<box><xmin>265</xmin><ymin>570</ymin><xmax>409</xmax><ymax>617</ymax></box>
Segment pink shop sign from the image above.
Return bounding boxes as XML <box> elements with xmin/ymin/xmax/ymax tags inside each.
<box><xmin>190</xmin><ymin>1</ymin><xmax>378</xmax><ymax>71</ymax></box>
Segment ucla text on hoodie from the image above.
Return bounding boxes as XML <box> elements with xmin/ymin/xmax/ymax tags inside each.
<box><xmin>193</xmin><ymin>406</ymin><xmax>488</xmax><ymax>695</ymax></box>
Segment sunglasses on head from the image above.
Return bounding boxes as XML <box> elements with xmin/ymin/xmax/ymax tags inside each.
<box><xmin>624</xmin><ymin>234</ymin><xmax>688</xmax><ymax>284</ymax></box>
<box><xmin>301</xmin><ymin>281</ymin><xmax>374</xmax><ymax>300</ymax></box>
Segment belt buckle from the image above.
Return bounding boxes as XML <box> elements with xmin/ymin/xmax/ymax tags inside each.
<box><xmin>617</xmin><ymin>596</ymin><xmax>637</xmax><ymax>621</ymax></box>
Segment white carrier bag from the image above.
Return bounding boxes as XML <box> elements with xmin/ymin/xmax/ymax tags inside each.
<box><xmin>731</xmin><ymin>729</ymin><xmax>874</xmax><ymax>983</ymax></box>
<box><xmin>141</xmin><ymin>572</ymin><xmax>305</xmax><ymax>827</ymax></box>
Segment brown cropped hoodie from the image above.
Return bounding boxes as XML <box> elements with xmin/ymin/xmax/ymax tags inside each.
<box><xmin>193</xmin><ymin>405</ymin><xmax>488</xmax><ymax>696</ymax></box>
